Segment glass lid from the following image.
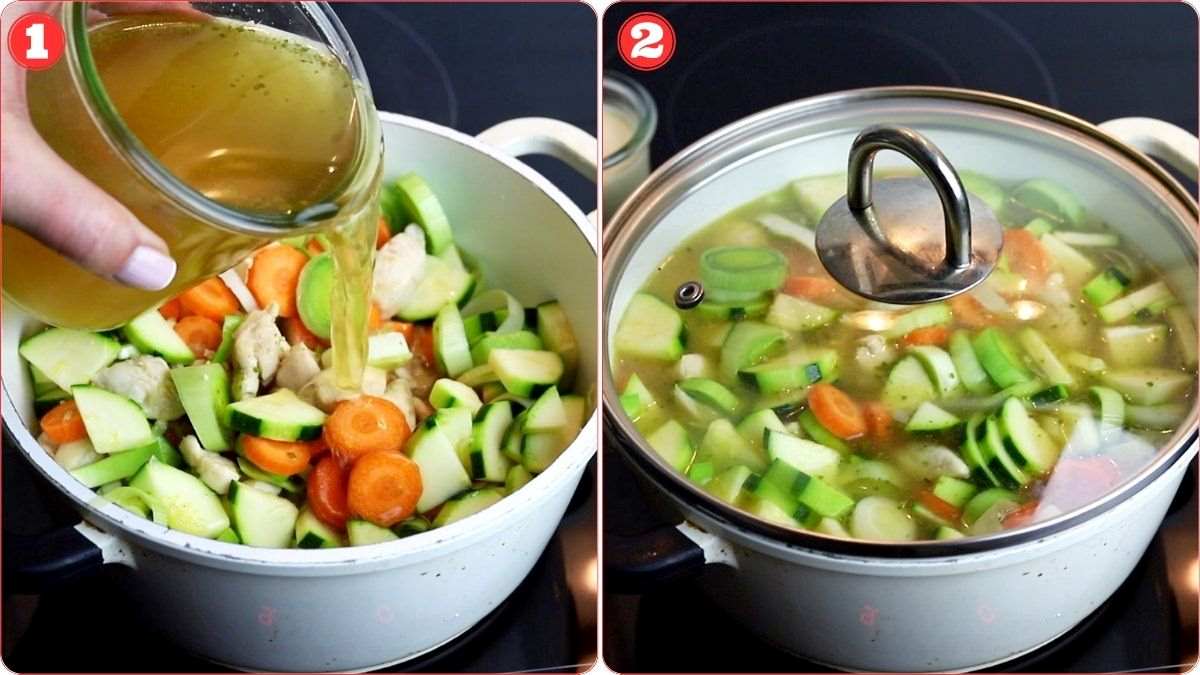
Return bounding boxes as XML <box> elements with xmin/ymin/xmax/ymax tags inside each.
<box><xmin>603</xmin><ymin>87</ymin><xmax>1198</xmax><ymax>554</ymax></box>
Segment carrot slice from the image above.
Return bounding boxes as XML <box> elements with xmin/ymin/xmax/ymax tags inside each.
<box><xmin>384</xmin><ymin>321</ymin><xmax>417</xmax><ymax>344</ymax></box>
<box><xmin>174</xmin><ymin>315</ymin><xmax>222</xmax><ymax>357</ymax></box>
<box><xmin>158</xmin><ymin>297</ymin><xmax>183</xmax><ymax>321</ymax></box>
<box><xmin>247</xmin><ymin>245</ymin><xmax>309</xmax><ymax>318</ymax></box>
<box><xmin>411</xmin><ymin>324</ymin><xmax>436</xmax><ymax>369</ymax></box>
<box><xmin>861</xmin><ymin>401</ymin><xmax>894</xmax><ymax>444</ymax></box>
<box><xmin>1001</xmin><ymin>500</ymin><xmax>1038</xmax><ymax>529</ymax></box>
<box><xmin>948</xmin><ymin>294</ymin><xmax>998</xmax><ymax>329</ymax></box>
<box><xmin>900</xmin><ymin>325</ymin><xmax>951</xmax><ymax>347</ymax></box>
<box><xmin>41</xmin><ymin>400</ymin><xmax>87</xmax><ymax>445</ymax></box>
<box><xmin>306</xmin><ymin>436</ymin><xmax>330</xmax><ymax>459</ymax></box>
<box><xmin>178</xmin><ymin>277</ymin><xmax>240</xmax><ymax>321</ymax></box>
<box><xmin>241</xmin><ymin>435</ymin><xmax>313</xmax><ymax>476</ymax></box>
<box><xmin>347</xmin><ymin>450</ymin><xmax>423</xmax><ymax>527</ymax></box>
<box><xmin>783</xmin><ymin>275</ymin><xmax>841</xmax><ymax>300</ymax></box>
<box><xmin>807</xmin><ymin>383</ymin><xmax>866</xmax><ymax>440</ymax></box>
<box><xmin>368</xmin><ymin>303</ymin><xmax>384</xmax><ymax>331</ymax></box>
<box><xmin>324</xmin><ymin>396</ymin><xmax>412</xmax><ymax>466</ymax></box>
<box><xmin>282</xmin><ymin>316</ymin><xmax>328</xmax><ymax>350</ymax></box>
<box><xmin>376</xmin><ymin>216</ymin><xmax>392</xmax><ymax>249</ymax></box>
<box><xmin>1003</xmin><ymin>229</ymin><xmax>1050</xmax><ymax>289</ymax></box>
<box><xmin>308</xmin><ymin>455</ymin><xmax>350</xmax><ymax>529</ymax></box>
<box><xmin>916</xmin><ymin>489</ymin><xmax>962</xmax><ymax>523</ymax></box>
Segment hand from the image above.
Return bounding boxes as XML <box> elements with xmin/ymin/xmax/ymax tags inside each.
<box><xmin>1</xmin><ymin>2</ymin><xmax>178</xmax><ymax>290</ymax></box>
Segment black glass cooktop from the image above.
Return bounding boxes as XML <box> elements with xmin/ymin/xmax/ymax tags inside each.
<box><xmin>602</xmin><ymin>3</ymin><xmax>1198</xmax><ymax>672</ymax></box>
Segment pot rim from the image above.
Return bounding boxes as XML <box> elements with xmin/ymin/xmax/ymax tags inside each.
<box><xmin>3</xmin><ymin>111</ymin><xmax>598</xmax><ymax>573</ymax></box>
<box><xmin>602</xmin><ymin>85</ymin><xmax>1199</xmax><ymax>558</ymax></box>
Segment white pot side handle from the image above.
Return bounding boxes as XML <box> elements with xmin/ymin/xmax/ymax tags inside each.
<box><xmin>1099</xmin><ymin>117</ymin><xmax>1199</xmax><ymax>182</ymax></box>
<box><xmin>75</xmin><ymin>520</ymin><xmax>137</xmax><ymax>569</ymax></box>
<box><xmin>476</xmin><ymin>117</ymin><xmax>598</xmax><ymax>179</ymax></box>
<box><xmin>676</xmin><ymin>521</ymin><xmax>739</xmax><ymax>568</ymax></box>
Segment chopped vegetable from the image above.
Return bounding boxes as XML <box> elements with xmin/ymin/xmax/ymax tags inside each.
<box><xmin>247</xmin><ymin>245</ymin><xmax>309</xmax><ymax>318</ymax></box>
<box><xmin>178</xmin><ymin>277</ymin><xmax>240</xmax><ymax>322</ymax></box>
<box><xmin>324</xmin><ymin>396</ymin><xmax>412</xmax><ymax>465</ymax></box>
<box><xmin>347</xmin><ymin>451</ymin><xmax>423</xmax><ymax>527</ymax></box>
<box><xmin>808</xmin><ymin>384</ymin><xmax>866</xmax><ymax>440</ymax></box>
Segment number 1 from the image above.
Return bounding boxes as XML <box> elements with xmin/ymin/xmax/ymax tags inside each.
<box><xmin>25</xmin><ymin>22</ymin><xmax>48</xmax><ymax>60</ymax></box>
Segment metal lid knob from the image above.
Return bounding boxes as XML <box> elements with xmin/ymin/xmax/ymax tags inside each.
<box><xmin>815</xmin><ymin>126</ymin><xmax>1003</xmax><ymax>304</ymax></box>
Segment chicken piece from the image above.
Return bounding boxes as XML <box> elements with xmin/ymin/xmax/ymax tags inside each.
<box><xmin>372</xmin><ymin>227</ymin><xmax>427</xmax><ymax>318</ymax></box>
<box><xmin>895</xmin><ymin>443</ymin><xmax>971</xmax><ymax>481</ymax></box>
<box><xmin>179</xmin><ymin>435</ymin><xmax>239</xmax><ymax>495</ymax></box>
<box><xmin>93</xmin><ymin>355</ymin><xmax>185</xmax><ymax>421</ymax></box>
<box><xmin>274</xmin><ymin>344</ymin><xmax>321</xmax><ymax>392</ymax></box>
<box><xmin>381</xmin><ymin>378</ymin><xmax>418</xmax><ymax>430</ymax></box>
<box><xmin>395</xmin><ymin>358</ymin><xmax>439</xmax><ymax>401</ymax></box>
<box><xmin>232</xmin><ymin>304</ymin><xmax>290</xmax><ymax>400</ymax></box>
<box><xmin>298</xmin><ymin>366</ymin><xmax>387</xmax><ymax>413</ymax></box>
<box><xmin>53</xmin><ymin>438</ymin><xmax>101</xmax><ymax>470</ymax></box>
<box><xmin>855</xmin><ymin>334</ymin><xmax>897</xmax><ymax>373</ymax></box>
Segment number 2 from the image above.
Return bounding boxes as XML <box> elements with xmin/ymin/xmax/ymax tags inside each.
<box><xmin>628</xmin><ymin>21</ymin><xmax>664</xmax><ymax>60</ymax></box>
<box><xmin>25</xmin><ymin>22</ymin><xmax>48</xmax><ymax>60</ymax></box>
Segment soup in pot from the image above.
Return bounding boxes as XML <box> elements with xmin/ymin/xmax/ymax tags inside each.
<box><xmin>613</xmin><ymin>172</ymin><xmax>1197</xmax><ymax>541</ymax></box>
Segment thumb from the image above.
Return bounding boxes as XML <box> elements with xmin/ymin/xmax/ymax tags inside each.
<box><xmin>2</xmin><ymin>115</ymin><xmax>177</xmax><ymax>291</ymax></box>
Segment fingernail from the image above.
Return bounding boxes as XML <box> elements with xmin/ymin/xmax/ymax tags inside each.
<box><xmin>114</xmin><ymin>246</ymin><xmax>177</xmax><ymax>291</ymax></box>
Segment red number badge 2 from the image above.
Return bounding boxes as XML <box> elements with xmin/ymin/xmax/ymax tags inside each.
<box><xmin>7</xmin><ymin>12</ymin><xmax>65</xmax><ymax>70</ymax></box>
<box><xmin>618</xmin><ymin>12</ymin><xmax>675</xmax><ymax>72</ymax></box>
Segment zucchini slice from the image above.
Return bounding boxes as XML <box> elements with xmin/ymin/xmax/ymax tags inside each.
<box><xmin>72</xmin><ymin>385</ymin><xmax>155</xmax><ymax>454</ymax></box>
<box><xmin>615</xmin><ymin>293</ymin><xmax>685</xmax><ymax>362</ymax></box>
<box><xmin>999</xmin><ymin>397</ymin><xmax>1059</xmax><ymax>475</ymax></box>
<box><xmin>19</xmin><ymin>328</ymin><xmax>120</xmax><ymax>392</ymax></box>
<box><xmin>227</xmin><ymin>389</ymin><xmax>326</xmax><ymax>442</ymax></box>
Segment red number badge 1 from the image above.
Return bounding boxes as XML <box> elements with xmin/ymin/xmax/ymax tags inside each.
<box><xmin>7</xmin><ymin>11</ymin><xmax>65</xmax><ymax>71</ymax></box>
<box><xmin>618</xmin><ymin>12</ymin><xmax>675</xmax><ymax>72</ymax></box>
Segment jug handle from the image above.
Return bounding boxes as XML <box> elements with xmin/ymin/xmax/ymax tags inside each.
<box><xmin>1099</xmin><ymin>117</ymin><xmax>1199</xmax><ymax>181</ymax></box>
<box><xmin>476</xmin><ymin>117</ymin><xmax>599</xmax><ymax>228</ymax></box>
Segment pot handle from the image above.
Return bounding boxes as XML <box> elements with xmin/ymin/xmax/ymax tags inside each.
<box><xmin>476</xmin><ymin>117</ymin><xmax>598</xmax><ymax>181</ymax></box>
<box><xmin>605</xmin><ymin>520</ymin><xmax>737</xmax><ymax>594</ymax></box>
<box><xmin>1098</xmin><ymin>117</ymin><xmax>1199</xmax><ymax>181</ymax></box>
<box><xmin>4</xmin><ymin>521</ymin><xmax>134</xmax><ymax>593</ymax></box>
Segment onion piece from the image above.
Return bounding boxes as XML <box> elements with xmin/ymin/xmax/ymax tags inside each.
<box><xmin>971</xmin><ymin>285</ymin><xmax>1011</xmax><ymax>315</ymax></box>
<box><xmin>460</xmin><ymin>289</ymin><xmax>523</xmax><ymax>333</ymax></box>
<box><xmin>219</xmin><ymin>269</ymin><xmax>260</xmax><ymax>313</ymax></box>
<box><xmin>757</xmin><ymin>213</ymin><xmax>816</xmax><ymax>252</ymax></box>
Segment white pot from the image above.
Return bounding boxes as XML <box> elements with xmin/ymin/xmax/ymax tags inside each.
<box><xmin>602</xmin><ymin>87</ymin><xmax>1198</xmax><ymax>672</ymax></box>
<box><xmin>2</xmin><ymin>112</ymin><xmax>598</xmax><ymax>672</ymax></box>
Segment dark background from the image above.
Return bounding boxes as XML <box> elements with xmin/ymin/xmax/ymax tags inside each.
<box><xmin>602</xmin><ymin>3</ymin><xmax>1199</xmax><ymax>672</ymax></box>
<box><xmin>603</xmin><ymin>2</ymin><xmax>1198</xmax><ymax>167</ymax></box>
<box><xmin>336</xmin><ymin>2</ymin><xmax>597</xmax><ymax>210</ymax></box>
